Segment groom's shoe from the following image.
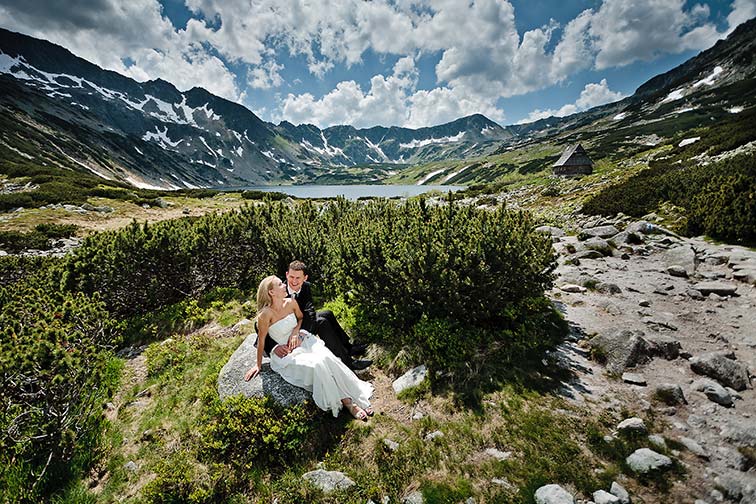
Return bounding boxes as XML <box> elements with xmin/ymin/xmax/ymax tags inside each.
<box><xmin>348</xmin><ymin>359</ymin><xmax>372</xmax><ymax>371</ymax></box>
<box><xmin>349</xmin><ymin>343</ymin><xmax>368</xmax><ymax>357</ymax></box>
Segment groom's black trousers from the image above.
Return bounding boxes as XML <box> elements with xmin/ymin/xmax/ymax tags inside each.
<box><xmin>314</xmin><ymin>309</ymin><xmax>353</xmax><ymax>364</ymax></box>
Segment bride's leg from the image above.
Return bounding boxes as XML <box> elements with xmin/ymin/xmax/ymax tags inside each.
<box><xmin>342</xmin><ymin>398</ymin><xmax>367</xmax><ymax>421</ymax></box>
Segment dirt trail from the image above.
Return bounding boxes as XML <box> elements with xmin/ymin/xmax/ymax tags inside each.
<box><xmin>547</xmin><ymin>229</ymin><xmax>756</xmax><ymax>503</ymax></box>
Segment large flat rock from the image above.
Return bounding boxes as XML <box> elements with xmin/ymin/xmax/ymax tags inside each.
<box><xmin>692</xmin><ymin>281</ymin><xmax>738</xmax><ymax>296</ymax></box>
<box><xmin>217</xmin><ymin>333</ymin><xmax>312</xmax><ymax>406</ymax></box>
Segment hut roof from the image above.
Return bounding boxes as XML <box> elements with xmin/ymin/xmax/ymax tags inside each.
<box><xmin>553</xmin><ymin>144</ymin><xmax>593</xmax><ymax>167</ymax></box>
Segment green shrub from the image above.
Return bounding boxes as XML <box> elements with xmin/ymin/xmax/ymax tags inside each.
<box><xmin>0</xmin><ymin>276</ymin><xmax>122</xmax><ymax>501</ymax></box>
<box><xmin>583</xmin><ymin>152</ymin><xmax>756</xmax><ymax>244</ymax></box>
<box><xmin>329</xmin><ymin>197</ymin><xmax>563</xmax><ymax>383</ymax></box>
<box><xmin>198</xmin><ymin>395</ymin><xmax>315</xmax><ymax>471</ymax></box>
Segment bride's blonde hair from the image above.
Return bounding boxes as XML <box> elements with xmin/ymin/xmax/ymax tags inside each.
<box><xmin>256</xmin><ymin>275</ymin><xmax>278</xmax><ymax>318</ymax></box>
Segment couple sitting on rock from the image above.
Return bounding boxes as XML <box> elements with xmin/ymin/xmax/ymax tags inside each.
<box><xmin>244</xmin><ymin>261</ymin><xmax>375</xmax><ymax>421</ymax></box>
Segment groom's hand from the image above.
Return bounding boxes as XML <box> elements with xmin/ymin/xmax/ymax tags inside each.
<box><xmin>273</xmin><ymin>345</ymin><xmax>290</xmax><ymax>358</ymax></box>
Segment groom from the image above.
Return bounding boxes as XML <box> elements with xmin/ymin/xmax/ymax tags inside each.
<box><xmin>260</xmin><ymin>260</ymin><xmax>371</xmax><ymax>371</ymax></box>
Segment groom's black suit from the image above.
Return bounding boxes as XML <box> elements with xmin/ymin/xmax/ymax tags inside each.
<box><xmin>260</xmin><ymin>281</ymin><xmax>353</xmax><ymax>365</ymax></box>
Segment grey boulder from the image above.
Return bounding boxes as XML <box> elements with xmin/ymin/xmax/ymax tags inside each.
<box><xmin>393</xmin><ymin>365</ymin><xmax>428</xmax><ymax>394</ymax></box>
<box><xmin>690</xmin><ymin>352</ymin><xmax>751</xmax><ymax>391</ymax></box>
<box><xmin>691</xmin><ymin>378</ymin><xmax>733</xmax><ymax>407</ymax></box>
<box><xmin>626</xmin><ymin>448</ymin><xmax>672</xmax><ymax>474</ymax></box>
<box><xmin>692</xmin><ymin>281</ymin><xmax>738</xmax><ymax>296</ymax></box>
<box><xmin>653</xmin><ymin>383</ymin><xmax>687</xmax><ymax>405</ymax></box>
<box><xmin>217</xmin><ymin>333</ymin><xmax>311</xmax><ymax>406</ymax></box>
<box><xmin>302</xmin><ymin>469</ymin><xmax>355</xmax><ymax>493</ymax></box>
<box><xmin>534</xmin><ymin>484</ymin><xmax>574</xmax><ymax>504</ymax></box>
<box><xmin>579</xmin><ymin>225</ymin><xmax>620</xmax><ymax>240</ymax></box>
<box><xmin>588</xmin><ymin>329</ymin><xmax>651</xmax><ymax>375</ymax></box>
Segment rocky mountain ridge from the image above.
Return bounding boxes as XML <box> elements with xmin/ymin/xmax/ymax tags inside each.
<box><xmin>0</xmin><ymin>27</ymin><xmax>511</xmax><ymax>189</ymax></box>
<box><xmin>1</xmin><ymin>18</ymin><xmax>755</xmax><ymax>190</ymax></box>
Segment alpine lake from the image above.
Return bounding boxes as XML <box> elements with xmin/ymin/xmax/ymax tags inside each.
<box><xmin>222</xmin><ymin>184</ymin><xmax>463</xmax><ymax>200</ymax></box>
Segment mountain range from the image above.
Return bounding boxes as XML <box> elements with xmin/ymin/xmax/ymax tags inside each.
<box><xmin>1</xmin><ymin>18</ymin><xmax>755</xmax><ymax>189</ymax></box>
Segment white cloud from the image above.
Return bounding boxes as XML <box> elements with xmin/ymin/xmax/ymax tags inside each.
<box><xmin>726</xmin><ymin>0</ymin><xmax>756</xmax><ymax>35</ymax></box>
<box><xmin>248</xmin><ymin>60</ymin><xmax>285</xmax><ymax>90</ymax></box>
<box><xmin>518</xmin><ymin>79</ymin><xmax>624</xmax><ymax>124</ymax></box>
<box><xmin>587</xmin><ymin>0</ymin><xmax>722</xmax><ymax>69</ymax></box>
<box><xmin>0</xmin><ymin>0</ymin><xmax>242</xmax><ymax>101</ymax></box>
<box><xmin>1</xmin><ymin>0</ymin><xmax>750</xmax><ymax>128</ymax></box>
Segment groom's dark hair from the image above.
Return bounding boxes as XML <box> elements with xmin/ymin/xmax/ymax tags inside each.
<box><xmin>288</xmin><ymin>260</ymin><xmax>307</xmax><ymax>273</ymax></box>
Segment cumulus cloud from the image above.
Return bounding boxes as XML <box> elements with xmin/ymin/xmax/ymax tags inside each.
<box><xmin>518</xmin><ymin>79</ymin><xmax>624</xmax><ymax>124</ymax></box>
<box><xmin>1</xmin><ymin>0</ymin><xmax>750</xmax><ymax>127</ymax></box>
<box><xmin>248</xmin><ymin>60</ymin><xmax>285</xmax><ymax>90</ymax></box>
<box><xmin>586</xmin><ymin>0</ymin><xmax>723</xmax><ymax>69</ymax></box>
<box><xmin>0</xmin><ymin>0</ymin><xmax>241</xmax><ymax>100</ymax></box>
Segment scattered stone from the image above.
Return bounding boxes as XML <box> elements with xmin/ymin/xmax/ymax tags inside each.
<box><xmin>534</xmin><ymin>484</ymin><xmax>574</xmax><ymax>504</ymax></box>
<box><xmin>596</xmin><ymin>282</ymin><xmax>622</xmax><ymax>295</ymax></box>
<box><xmin>425</xmin><ymin>430</ymin><xmax>444</xmax><ymax>442</ymax></box>
<box><xmin>535</xmin><ymin>226</ymin><xmax>565</xmax><ymax>238</ymax></box>
<box><xmin>403</xmin><ymin>490</ymin><xmax>424</xmax><ymax>504</ymax></box>
<box><xmin>588</xmin><ymin>329</ymin><xmax>651</xmax><ymax>375</ymax></box>
<box><xmin>301</xmin><ymin>469</ymin><xmax>355</xmax><ymax>493</ymax></box>
<box><xmin>622</xmin><ymin>372</ymin><xmax>647</xmax><ymax>386</ymax></box>
<box><xmin>608</xmin><ymin>231</ymin><xmax>643</xmax><ymax>248</ymax></box>
<box><xmin>560</xmin><ymin>284</ymin><xmax>587</xmax><ymax>293</ymax></box>
<box><xmin>679</xmin><ymin>437</ymin><xmax>709</xmax><ymax>459</ymax></box>
<box><xmin>584</xmin><ymin>238</ymin><xmax>613</xmax><ymax>256</ymax></box>
<box><xmin>645</xmin><ymin>334</ymin><xmax>682</xmax><ymax>360</ymax></box>
<box><xmin>484</xmin><ymin>448</ymin><xmax>513</xmax><ymax>461</ymax></box>
<box><xmin>383</xmin><ymin>438</ymin><xmax>400</xmax><ymax>452</ymax></box>
<box><xmin>691</xmin><ymin>378</ymin><xmax>733</xmax><ymax>407</ymax></box>
<box><xmin>666</xmin><ymin>265</ymin><xmax>688</xmax><ymax>278</ymax></box>
<box><xmin>593</xmin><ymin>489</ymin><xmax>620</xmax><ymax>504</ymax></box>
<box><xmin>653</xmin><ymin>383</ymin><xmax>687</xmax><ymax>405</ymax></box>
<box><xmin>609</xmin><ymin>481</ymin><xmax>630</xmax><ymax>504</ymax></box>
<box><xmin>217</xmin><ymin>333</ymin><xmax>311</xmax><ymax>407</ymax></box>
<box><xmin>686</xmin><ymin>288</ymin><xmax>705</xmax><ymax>300</ymax></box>
<box><xmin>625</xmin><ymin>448</ymin><xmax>673</xmax><ymax>474</ymax></box>
<box><xmin>662</xmin><ymin>246</ymin><xmax>697</xmax><ymax>276</ymax></box>
<box><xmin>492</xmin><ymin>478</ymin><xmax>512</xmax><ymax>487</ymax></box>
<box><xmin>732</xmin><ymin>269</ymin><xmax>756</xmax><ymax>285</ymax></box>
<box><xmin>182</xmin><ymin>207</ymin><xmax>191</xmax><ymax>214</ymax></box>
<box><xmin>638</xmin><ymin>299</ymin><xmax>651</xmax><ymax>307</ymax></box>
<box><xmin>392</xmin><ymin>365</ymin><xmax>428</xmax><ymax>394</ymax></box>
<box><xmin>617</xmin><ymin>417</ymin><xmax>647</xmax><ymax>434</ymax></box>
<box><xmin>648</xmin><ymin>435</ymin><xmax>667</xmax><ymax>449</ymax></box>
<box><xmin>690</xmin><ymin>352</ymin><xmax>750</xmax><ymax>391</ymax></box>
<box><xmin>154</xmin><ymin>197</ymin><xmax>171</xmax><ymax>208</ymax></box>
<box><xmin>571</xmin><ymin>250</ymin><xmax>605</xmax><ymax>260</ymax></box>
<box><xmin>693</xmin><ymin>281</ymin><xmax>738</xmax><ymax>296</ymax></box>
<box><xmin>124</xmin><ymin>461</ymin><xmax>138</xmax><ymax>472</ymax></box>
<box><xmin>579</xmin><ymin>225</ymin><xmax>620</xmax><ymax>240</ymax></box>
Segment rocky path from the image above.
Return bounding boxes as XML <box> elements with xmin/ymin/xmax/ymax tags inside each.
<box><xmin>540</xmin><ymin>218</ymin><xmax>756</xmax><ymax>504</ymax></box>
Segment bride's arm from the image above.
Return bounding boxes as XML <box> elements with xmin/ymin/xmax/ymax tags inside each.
<box><xmin>288</xmin><ymin>301</ymin><xmax>304</xmax><ymax>348</ymax></box>
<box><xmin>245</xmin><ymin>314</ymin><xmax>270</xmax><ymax>380</ymax></box>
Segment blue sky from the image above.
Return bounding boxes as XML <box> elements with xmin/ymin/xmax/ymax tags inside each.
<box><xmin>1</xmin><ymin>0</ymin><xmax>753</xmax><ymax>128</ymax></box>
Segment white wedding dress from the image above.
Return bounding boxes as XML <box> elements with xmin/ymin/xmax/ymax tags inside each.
<box><xmin>266</xmin><ymin>313</ymin><xmax>373</xmax><ymax>417</ymax></box>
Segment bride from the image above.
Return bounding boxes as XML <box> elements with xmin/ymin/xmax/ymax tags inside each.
<box><xmin>244</xmin><ymin>275</ymin><xmax>374</xmax><ymax>420</ymax></box>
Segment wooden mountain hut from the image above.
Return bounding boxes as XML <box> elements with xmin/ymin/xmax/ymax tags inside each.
<box><xmin>552</xmin><ymin>144</ymin><xmax>593</xmax><ymax>176</ymax></box>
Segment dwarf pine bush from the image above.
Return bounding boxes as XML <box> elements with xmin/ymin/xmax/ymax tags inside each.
<box><xmin>0</xmin><ymin>264</ymin><xmax>121</xmax><ymax>501</ymax></box>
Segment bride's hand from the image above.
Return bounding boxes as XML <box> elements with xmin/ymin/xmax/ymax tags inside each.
<box><xmin>288</xmin><ymin>334</ymin><xmax>300</xmax><ymax>349</ymax></box>
<box><xmin>244</xmin><ymin>366</ymin><xmax>259</xmax><ymax>381</ymax></box>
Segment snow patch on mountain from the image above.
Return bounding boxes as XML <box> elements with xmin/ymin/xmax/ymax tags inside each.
<box><xmin>143</xmin><ymin>126</ymin><xmax>183</xmax><ymax>149</ymax></box>
<box><xmin>693</xmin><ymin>66</ymin><xmax>723</xmax><ymax>87</ymax></box>
<box><xmin>417</xmin><ymin>167</ymin><xmax>448</xmax><ymax>185</ymax></box>
<box><xmin>400</xmin><ymin>131</ymin><xmax>465</xmax><ymax>149</ymax></box>
<box><xmin>679</xmin><ymin>136</ymin><xmax>701</xmax><ymax>147</ymax></box>
<box><xmin>662</xmin><ymin>89</ymin><xmax>685</xmax><ymax>103</ymax></box>
<box><xmin>443</xmin><ymin>164</ymin><xmax>472</xmax><ymax>182</ymax></box>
